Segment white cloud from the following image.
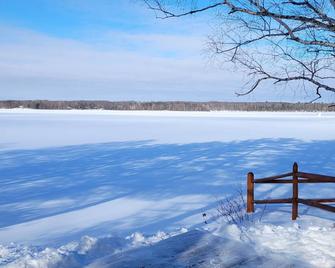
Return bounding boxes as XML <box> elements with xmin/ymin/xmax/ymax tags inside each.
<box><xmin>0</xmin><ymin>25</ymin><xmax>245</xmax><ymax>100</ymax></box>
<box><xmin>0</xmin><ymin>25</ymin><xmax>327</xmax><ymax>102</ymax></box>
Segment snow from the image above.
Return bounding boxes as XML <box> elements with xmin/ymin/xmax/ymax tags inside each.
<box><xmin>2</xmin><ymin>224</ymin><xmax>335</xmax><ymax>267</ymax></box>
<box><xmin>88</xmin><ymin>224</ymin><xmax>335</xmax><ymax>268</ymax></box>
<box><xmin>247</xmin><ymin>224</ymin><xmax>335</xmax><ymax>267</ymax></box>
<box><xmin>1</xmin><ymin>109</ymin><xmax>335</xmax><ymax>150</ymax></box>
<box><xmin>0</xmin><ymin>109</ymin><xmax>334</xmax><ymax>267</ymax></box>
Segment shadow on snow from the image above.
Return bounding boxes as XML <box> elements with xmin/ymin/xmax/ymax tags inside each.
<box><xmin>0</xmin><ymin>138</ymin><xmax>334</xmax><ymax>243</ymax></box>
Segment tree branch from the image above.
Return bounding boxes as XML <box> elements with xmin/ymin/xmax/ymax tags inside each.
<box><xmin>145</xmin><ymin>0</ymin><xmax>335</xmax><ymax>99</ymax></box>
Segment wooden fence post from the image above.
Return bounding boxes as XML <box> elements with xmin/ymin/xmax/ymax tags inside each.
<box><xmin>292</xmin><ymin>162</ymin><xmax>299</xmax><ymax>220</ymax></box>
<box><xmin>247</xmin><ymin>172</ymin><xmax>254</xmax><ymax>213</ymax></box>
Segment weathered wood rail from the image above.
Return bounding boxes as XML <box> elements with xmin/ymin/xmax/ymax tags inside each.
<box><xmin>247</xmin><ymin>162</ymin><xmax>335</xmax><ymax>220</ymax></box>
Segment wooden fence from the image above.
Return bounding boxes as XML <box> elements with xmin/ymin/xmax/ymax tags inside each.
<box><xmin>247</xmin><ymin>162</ymin><xmax>335</xmax><ymax>220</ymax></box>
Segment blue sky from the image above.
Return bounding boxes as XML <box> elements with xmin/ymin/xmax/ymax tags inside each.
<box><xmin>0</xmin><ymin>0</ymin><xmax>332</xmax><ymax>101</ymax></box>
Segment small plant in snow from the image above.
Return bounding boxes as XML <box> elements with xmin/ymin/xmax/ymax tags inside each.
<box><xmin>217</xmin><ymin>188</ymin><xmax>265</xmax><ymax>230</ymax></box>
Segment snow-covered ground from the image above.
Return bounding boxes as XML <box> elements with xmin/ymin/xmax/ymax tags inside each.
<box><xmin>0</xmin><ymin>109</ymin><xmax>335</xmax><ymax>267</ymax></box>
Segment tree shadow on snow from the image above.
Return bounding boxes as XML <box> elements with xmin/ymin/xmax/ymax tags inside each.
<box><xmin>0</xmin><ymin>138</ymin><xmax>334</xmax><ymax>244</ymax></box>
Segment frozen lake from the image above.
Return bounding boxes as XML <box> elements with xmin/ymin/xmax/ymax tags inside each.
<box><xmin>0</xmin><ymin>109</ymin><xmax>335</xmax><ymax>246</ymax></box>
<box><xmin>2</xmin><ymin>109</ymin><xmax>335</xmax><ymax>150</ymax></box>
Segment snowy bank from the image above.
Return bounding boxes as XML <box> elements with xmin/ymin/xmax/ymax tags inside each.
<box><xmin>1</xmin><ymin>223</ymin><xmax>335</xmax><ymax>268</ymax></box>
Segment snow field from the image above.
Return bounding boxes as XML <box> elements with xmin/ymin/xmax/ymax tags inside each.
<box><xmin>0</xmin><ymin>109</ymin><xmax>334</xmax><ymax>267</ymax></box>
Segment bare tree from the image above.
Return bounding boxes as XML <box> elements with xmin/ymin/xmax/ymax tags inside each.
<box><xmin>144</xmin><ymin>0</ymin><xmax>335</xmax><ymax>101</ymax></box>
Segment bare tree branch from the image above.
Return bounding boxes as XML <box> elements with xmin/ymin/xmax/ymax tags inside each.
<box><xmin>144</xmin><ymin>0</ymin><xmax>335</xmax><ymax>100</ymax></box>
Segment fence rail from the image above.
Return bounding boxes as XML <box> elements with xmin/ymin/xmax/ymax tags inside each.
<box><xmin>246</xmin><ymin>162</ymin><xmax>335</xmax><ymax>220</ymax></box>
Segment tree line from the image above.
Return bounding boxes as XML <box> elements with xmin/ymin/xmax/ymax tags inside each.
<box><xmin>0</xmin><ymin>100</ymin><xmax>334</xmax><ymax>111</ymax></box>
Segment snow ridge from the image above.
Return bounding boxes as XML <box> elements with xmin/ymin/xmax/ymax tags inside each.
<box><xmin>1</xmin><ymin>224</ymin><xmax>335</xmax><ymax>268</ymax></box>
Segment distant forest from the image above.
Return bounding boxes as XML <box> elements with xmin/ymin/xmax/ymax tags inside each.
<box><xmin>0</xmin><ymin>100</ymin><xmax>334</xmax><ymax>112</ymax></box>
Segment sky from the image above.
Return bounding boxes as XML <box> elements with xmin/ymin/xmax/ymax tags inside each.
<box><xmin>0</xmin><ymin>0</ymin><xmax>333</xmax><ymax>102</ymax></box>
